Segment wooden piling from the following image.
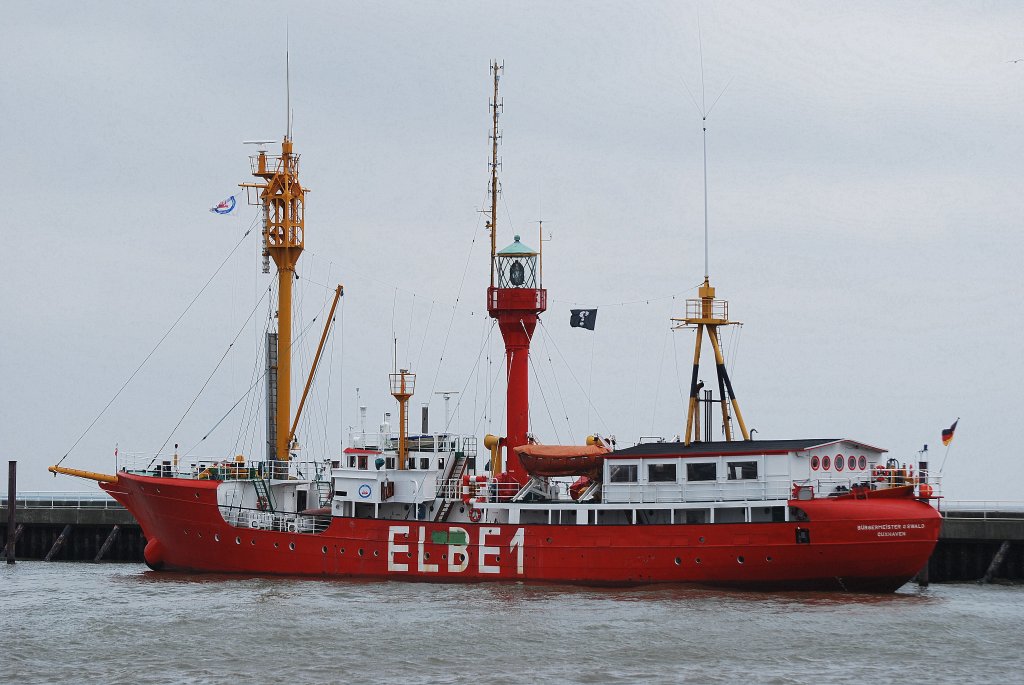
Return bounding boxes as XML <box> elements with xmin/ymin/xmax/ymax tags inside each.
<box><xmin>5</xmin><ymin>461</ymin><xmax>15</xmax><ymax>564</ymax></box>
<box><xmin>94</xmin><ymin>525</ymin><xmax>121</xmax><ymax>562</ymax></box>
<box><xmin>916</xmin><ymin>559</ymin><xmax>930</xmax><ymax>587</ymax></box>
<box><xmin>44</xmin><ymin>524</ymin><xmax>72</xmax><ymax>562</ymax></box>
<box><xmin>982</xmin><ymin>540</ymin><xmax>1011</xmax><ymax>584</ymax></box>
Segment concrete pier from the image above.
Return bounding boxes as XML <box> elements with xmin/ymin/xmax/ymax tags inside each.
<box><xmin>2</xmin><ymin>492</ymin><xmax>144</xmax><ymax>562</ymax></box>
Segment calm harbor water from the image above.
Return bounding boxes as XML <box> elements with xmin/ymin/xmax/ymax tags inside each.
<box><xmin>2</xmin><ymin>562</ymin><xmax>1021</xmax><ymax>684</ymax></box>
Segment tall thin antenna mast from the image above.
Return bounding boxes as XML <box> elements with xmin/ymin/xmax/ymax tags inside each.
<box><xmin>286</xmin><ymin>23</ymin><xmax>292</xmax><ymax>140</ymax></box>
<box><xmin>698</xmin><ymin>13</ymin><xmax>709</xmax><ymax>280</ymax></box>
<box><xmin>487</xmin><ymin>60</ymin><xmax>503</xmax><ymax>288</ymax></box>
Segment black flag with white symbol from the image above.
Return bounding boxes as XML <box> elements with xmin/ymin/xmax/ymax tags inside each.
<box><xmin>570</xmin><ymin>309</ymin><xmax>597</xmax><ymax>330</ymax></box>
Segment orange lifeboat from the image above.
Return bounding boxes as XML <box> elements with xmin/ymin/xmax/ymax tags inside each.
<box><xmin>515</xmin><ymin>444</ymin><xmax>609</xmax><ymax>478</ymax></box>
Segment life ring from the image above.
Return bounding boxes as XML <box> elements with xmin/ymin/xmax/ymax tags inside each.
<box><xmin>469</xmin><ymin>508</ymin><xmax>482</xmax><ymax>523</ymax></box>
<box><xmin>872</xmin><ymin>465</ymin><xmax>885</xmax><ymax>482</ymax></box>
<box><xmin>256</xmin><ymin>496</ymin><xmax>269</xmax><ymax>511</ymax></box>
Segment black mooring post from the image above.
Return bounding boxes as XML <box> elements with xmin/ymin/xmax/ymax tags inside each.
<box><xmin>6</xmin><ymin>461</ymin><xmax>15</xmax><ymax>564</ymax></box>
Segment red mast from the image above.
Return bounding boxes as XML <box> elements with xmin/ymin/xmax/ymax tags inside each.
<box><xmin>483</xmin><ymin>63</ymin><xmax>547</xmax><ymax>486</ymax></box>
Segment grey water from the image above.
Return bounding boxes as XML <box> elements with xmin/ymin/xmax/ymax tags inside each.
<box><xmin>2</xmin><ymin>562</ymin><xmax>1021</xmax><ymax>685</ymax></box>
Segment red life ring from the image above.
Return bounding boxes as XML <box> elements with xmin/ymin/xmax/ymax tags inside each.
<box><xmin>872</xmin><ymin>465</ymin><xmax>885</xmax><ymax>482</ymax></box>
<box><xmin>469</xmin><ymin>508</ymin><xmax>482</xmax><ymax>523</ymax></box>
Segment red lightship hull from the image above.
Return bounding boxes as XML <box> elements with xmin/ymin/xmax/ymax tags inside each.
<box><xmin>103</xmin><ymin>473</ymin><xmax>940</xmax><ymax>592</ymax></box>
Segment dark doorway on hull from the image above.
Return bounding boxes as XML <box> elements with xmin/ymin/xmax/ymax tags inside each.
<box><xmin>796</xmin><ymin>527</ymin><xmax>811</xmax><ymax>544</ymax></box>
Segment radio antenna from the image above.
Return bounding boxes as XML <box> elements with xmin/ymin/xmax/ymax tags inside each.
<box><xmin>695</xmin><ymin>14</ymin><xmax>732</xmax><ymax>281</ymax></box>
<box><xmin>286</xmin><ymin>21</ymin><xmax>292</xmax><ymax>140</ymax></box>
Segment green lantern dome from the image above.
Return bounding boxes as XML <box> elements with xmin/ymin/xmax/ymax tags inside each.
<box><xmin>497</xmin><ymin>234</ymin><xmax>538</xmax><ymax>256</ymax></box>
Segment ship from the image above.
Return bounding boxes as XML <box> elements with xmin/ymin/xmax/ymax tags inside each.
<box><xmin>50</xmin><ymin>63</ymin><xmax>941</xmax><ymax>592</ymax></box>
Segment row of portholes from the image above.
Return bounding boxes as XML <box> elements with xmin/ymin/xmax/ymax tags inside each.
<box><xmin>810</xmin><ymin>454</ymin><xmax>868</xmax><ymax>472</ymax></box>
<box><xmin>673</xmin><ymin>555</ymin><xmax>772</xmax><ymax>565</ymax></box>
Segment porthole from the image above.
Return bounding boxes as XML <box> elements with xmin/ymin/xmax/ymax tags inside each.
<box><xmin>322</xmin><ymin>546</ymin><xmax>328</xmax><ymax>554</ymax></box>
<box><xmin>546</xmin><ymin>537</ymin><xmax>553</xmax><ymax>544</ymax></box>
<box><xmin>289</xmin><ymin>542</ymin><xmax>295</xmax><ymax>551</ymax></box>
<box><xmin>495</xmin><ymin>556</ymin><xmax>501</xmax><ymax>563</ymax></box>
<box><xmin>358</xmin><ymin>548</ymin><xmax>364</xmax><ymax>556</ymax></box>
<box><xmin>194</xmin><ymin>493</ymin><xmax>200</xmax><ymax>499</ymax></box>
<box><xmin>197</xmin><ymin>532</ymin><xmax>202</xmax><ymax>539</ymax></box>
<box><xmin>822</xmin><ymin>456</ymin><xmax>831</xmax><ymax>470</ymax></box>
<box><xmin>442</xmin><ymin>553</ymin><xmax>447</xmax><ymax>560</ymax></box>
<box><xmin>835</xmin><ymin>455</ymin><xmax>844</xmax><ymax>472</ymax></box>
<box><xmin>156</xmin><ymin>488</ymin><xmax>161</xmax><ymax>494</ymax></box>
<box><xmin>214</xmin><ymin>534</ymin><xmax>220</xmax><ymax>542</ymax></box>
<box><xmin>424</xmin><ymin>553</ymin><xmax>431</xmax><ymax>560</ymax></box>
<box><xmin>737</xmin><ymin>556</ymin><xmax>745</xmax><ymax>564</ymax></box>
<box><xmin>250</xmin><ymin>539</ymin><xmax>256</xmax><ymax>546</ymax></box>
<box><xmin>810</xmin><ymin>455</ymin><xmax>820</xmax><ymax>471</ymax></box>
<box><xmin>698</xmin><ymin>536</ymin><xmax>705</xmax><ymax>544</ymax></box>
<box><xmin>274</xmin><ymin>542</ymin><xmax>279</xmax><ymax>549</ymax></box>
<box><xmin>695</xmin><ymin>558</ymin><xmax>702</xmax><ymax>564</ymax></box>
<box><xmin>339</xmin><ymin>548</ymin><xmax>345</xmax><ymax>555</ymax></box>
<box><xmin>858</xmin><ymin>456</ymin><xmax>867</xmax><ymax>470</ymax></box>
<box><xmin>766</xmin><ymin>556</ymin><xmax>773</xmax><ymax>562</ymax></box>
<box><xmin>459</xmin><ymin>506</ymin><xmax>465</xmax><ymax>514</ymax></box>
<box><xmin>373</xmin><ymin>550</ymin><xmax>379</xmax><ymax>557</ymax></box>
<box><xmin>674</xmin><ymin>557</ymin><xmax>681</xmax><ymax>566</ymax></box>
<box><xmin>848</xmin><ymin>456</ymin><xmax>856</xmax><ymax>470</ymax></box>
<box><xmin>235</xmin><ymin>536</ymin><xmax>241</xmax><ymax>545</ymax></box>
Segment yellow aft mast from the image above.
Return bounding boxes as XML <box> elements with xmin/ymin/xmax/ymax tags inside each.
<box><xmin>673</xmin><ymin>280</ymin><xmax>749</xmax><ymax>445</ymax></box>
<box><xmin>241</xmin><ymin>137</ymin><xmax>305</xmax><ymax>469</ymax></box>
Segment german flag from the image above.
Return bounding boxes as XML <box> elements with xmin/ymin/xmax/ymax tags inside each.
<box><xmin>941</xmin><ymin>419</ymin><xmax>959</xmax><ymax>446</ymax></box>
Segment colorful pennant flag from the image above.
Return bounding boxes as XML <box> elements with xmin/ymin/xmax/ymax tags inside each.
<box><xmin>210</xmin><ymin>195</ymin><xmax>237</xmax><ymax>215</ymax></box>
<box><xmin>941</xmin><ymin>419</ymin><xmax>958</xmax><ymax>446</ymax></box>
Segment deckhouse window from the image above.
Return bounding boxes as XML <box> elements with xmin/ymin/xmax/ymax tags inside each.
<box><xmin>609</xmin><ymin>464</ymin><xmax>638</xmax><ymax>483</ymax></box>
<box><xmin>727</xmin><ymin>461</ymin><xmax>758</xmax><ymax>480</ymax></box>
<box><xmin>648</xmin><ymin>463</ymin><xmax>677</xmax><ymax>482</ymax></box>
<box><xmin>686</xmin><ymin>462</ymin><xmax>717</xmax><ymax>482</ymax></box>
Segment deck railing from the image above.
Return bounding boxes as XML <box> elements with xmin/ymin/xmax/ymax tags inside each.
<box><xmin>219</xmin><ymin>505</ymin><xmax>331</xmax><ymax>534</ymax></box>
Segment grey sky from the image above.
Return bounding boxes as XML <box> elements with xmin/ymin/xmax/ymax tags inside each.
<box><xmin>3</xmin><ymin>1</ymin><xmax>1021</xmax><ymax>500</ymax></box>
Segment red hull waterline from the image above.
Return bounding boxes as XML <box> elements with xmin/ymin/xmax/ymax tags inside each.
<box><xmin>102</xmin><ymin>473</ymin><xmax>941</xmax><ymax>593</ymax></box>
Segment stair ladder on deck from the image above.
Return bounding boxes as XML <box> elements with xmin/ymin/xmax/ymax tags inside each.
<box><xmin>313</xmin><ymin>479</ymin><xmax>332</xmax><ymax>507</ymax></box>
<box><xmin>434</xmin><ymin>451</ymin><xmax>471</xmax><ymax>522</ymax></box>
<box><xmin>253</xmin><ymin>477</ymin><xmax>276</xmax><ymax>512</ymax></box>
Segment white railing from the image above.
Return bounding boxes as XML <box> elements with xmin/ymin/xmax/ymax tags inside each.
<box><xmin>219</xmin><ymin>506</ymin><xmax>331</xmax><ymax>534</ymax></box>
<box><xmin>941</xmin><ymin>501</ymin><xmax>1024</xmax><ymax>519</ymax></box>
<box><xmin>115</xmin><ymin>452</ymin><xmax>329</xmax><ymax>482</ymax></box>
<box><xmin>0</xmin><ymin>491</ymin><xmax>122</xmax><ymax>509</ymax></box>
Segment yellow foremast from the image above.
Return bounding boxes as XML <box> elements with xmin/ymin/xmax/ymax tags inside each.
<box><xmin>241</xmin><ymin>138</ymin><xmax>305</xmax><ymax>463</ymax></box>
<box><xmin>672</xmin><ymin>277</ymin><xmax>750</xmax><ymax>445</ymax></box>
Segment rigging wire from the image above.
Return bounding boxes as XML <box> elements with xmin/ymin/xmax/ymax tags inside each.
<box><xmin>526</xmin><ymin>327</ymin><xmax>562</xmax><ymax>444</ymax></box>
<box><xmin>158</xmin><ymin>284</ymin><xmax>272</xmax><ymax>459</ymax></box>
<box><xmin>537</xmin><ymin>323</ymin><xmax>574</xmax><ymax>439</ymax></box>
<box><xmin>649</xmin><ymin>328</ymin><xmax>671</xmax><ymax>435</ymax></box>
<box><xmin>427</xmin><ymin>183</ymin><xmax>490</xmax><ymax>399</ymax></box>
<box><xmin>172</xmin><ymin>286</ymin><xmax>332</xmax><ymax>459</ymax></box>
<box><xmin>537</xmin><ymin>319</ymin><xmax>611</xmax><ymax>436</ymax></box>
<box><xmin>57</xmin><ymin>218</ymin><xmax>258</xmax><ymax>465</ymax></box>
